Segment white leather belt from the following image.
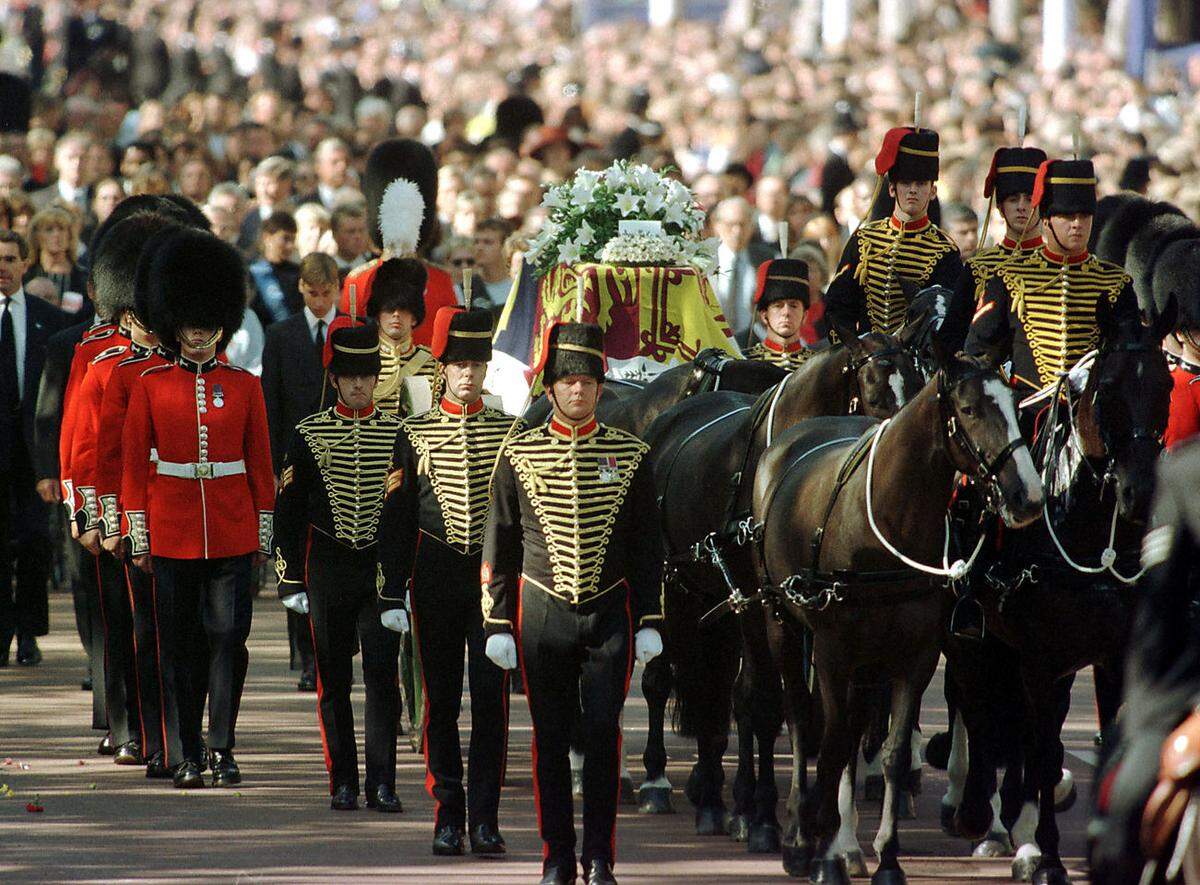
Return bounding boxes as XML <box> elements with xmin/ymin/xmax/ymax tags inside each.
<box><xmin>156</xmin><ymin>459</ymin><xmax>246</xmax><ymax>480</ymax></box>
<box><xmin>150</xmin><ymin>447</ymin><xmax>159</xmax><ymax>464</ymax></box>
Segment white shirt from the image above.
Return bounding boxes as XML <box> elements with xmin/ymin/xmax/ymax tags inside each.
<box><xmin>225</xmin><ymin>307</ymin><xmax>264</xmax><ymax>376</ymax></box>
<box><xmin>318</xmin><ymin>183</ymin><xmax>339</xmax><ymax>209</ymax></box>
<box><xmin>57</xmin><ymin>180</ymin><xmax>85</xmax><ymax>207</ymax></box>
<box><xmin>0</xmin><ymin>288</ymin><xmax>27</xmax><ymax>396</ymax></box>
<box><xmin>303</xmin><ymin>304</ymin><xmax>337</xmax><ymax>343</ymax></box>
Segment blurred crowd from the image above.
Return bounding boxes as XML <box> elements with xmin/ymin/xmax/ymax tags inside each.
<box><xmin>1</xmin><ymin>0</ymin><xmax>1199</xmax><ymax>357</ymax></box>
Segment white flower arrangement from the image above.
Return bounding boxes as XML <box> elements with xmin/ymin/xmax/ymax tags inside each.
<box><xmin>527</xmin><ymin>160</ymin><xmax>718</xmax><ymax>275</ymax></box>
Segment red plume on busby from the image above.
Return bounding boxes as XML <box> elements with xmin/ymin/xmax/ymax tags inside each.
<box><xmin>431</xmin><ymin>307</ymin><xmax>493</xmax><ymax>363</ymax></box>
<box><xmin>1032</xmin><ymin>158</ymin><xmax>1097</xmax><ymax>216</ymax></box>
<box><xmin>534</xmin><ymin>322</ymin><xmax>606</xmax><ymax>384</ymax></box>
<box><xmin>874</xmin><ymin>127</ymin><xmax>939</xmax><ymax>181</ymax></box>
<box><xmin>324</xmin><ymin>317</ymin><xmax>381</xmax><ymax>376</ymax></box>
<box><xmin>753</xmin><ymin>259</ymin><xmax>810</xmax><ymax>310</ymax></box>
<box><xmin>984</xmin><ymin>146</ymin><xmax>1048</xmax><ymax>200</ymax></box>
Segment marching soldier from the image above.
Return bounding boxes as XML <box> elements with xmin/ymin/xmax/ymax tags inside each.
<box><xmin>942</xmin><ymin>145</ymin><xmax>1048</xmax><ymax>349</ymax></box>
<box><xmin>481</xmin><ymin>322</ymin><xmax>664</xmax><ymax>885</ymax></box>
<box><xmin>743</xmin><ymin>259</ymin><xmax>818</xmax><ymax>369</ymax></box>
<box><xmin>273</xmin><ymin>319</ymin><xmax>406</xmax><ymax>813</ymax></box>
<box><xmin>379</xmin><ymin>307</ymin><xmax>517</xmax><ymax>856</ymax></box>
<box><xmin>369</xmin><ymin>257</ymin><xmax>438</xmax><ymax>417</ymax></box>
<box><xmin>824</xmin><ymin>127</ymin><xmax>962</xmax><ymax>341</ymax></box>
<box><xmin>121</xmin><ymin>227</ymin><xmax>275</xmax><ymax>789</ymax></box>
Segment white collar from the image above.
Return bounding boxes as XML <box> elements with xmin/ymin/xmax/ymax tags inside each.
<box><xmin>0</xmin><ymin>287</ymin><xmax>25</xmax><ymax>305</ymax></box>
<box><xmin>303</xmin><ymin>304</ymin><xmax>337</xmax><ymax>328</ymax></box>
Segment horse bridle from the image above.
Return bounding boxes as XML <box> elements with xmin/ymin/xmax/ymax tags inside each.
<box><xmin>936</xmin><ymin>366</ymin><xmax>1023</xmax><ymax>491</ymax></box>
<box><xmin>1092</xmin><ymin>340</ymin><xmax>1166</xmax><ymax>460</ymax></box>
<box><xmin>841</xmin><ymin>345</ymin><xmax>914</xmax><ymax>415</ymax></box>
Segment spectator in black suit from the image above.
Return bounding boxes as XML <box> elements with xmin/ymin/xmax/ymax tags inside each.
<box><xmin>261</xmin><ymin>252</ymin><xmax>342</xmax><ymax>691</ymax></box>
<box><xmin>294</xmin><ymin>138</ymin><xmax>352</xmax><ymax>211</ymax></box>
<box><xmin>65</xmin><ymin>0</ymin><xmax>124</xmax><ymax>82</ymax></box>
<box><xmin>239</xmin><ymin>156</ymin><xmax>296</xmax><ymax>255</ymax></box>
<box><xmin>0</xmin><ymin>230</ymin><xmax>68</xmax><ymax>666</ymax></box>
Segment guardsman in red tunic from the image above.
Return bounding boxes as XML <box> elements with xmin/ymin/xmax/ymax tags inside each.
<box><xmin>380</xmin><ymin>307</ymin><xmax>519</xmax><ymax>856</ymax></box>
<box><xmin>272</xmin><ymin>320</ymin><xmax>405</xmax><ymax>814</ymax></box>
<box><xmin>743</xmin><ymin>259</ymin><xmax>819</xmax><ymax>370</ymax></box>
<box><xmin>121</xmin><ymin>228</ymin><xmax>274</xmax><ymax>789</ymax></box>
<box><xmin>482</xmin><ymin>323</ymin><xmax>664</xmax><ymax>885</ymax></box>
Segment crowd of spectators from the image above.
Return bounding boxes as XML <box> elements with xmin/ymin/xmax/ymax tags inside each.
<box><xmin>0</xmin><ymin>0</ymin><xmax>1198</xmax><ymax>361</ymax></box>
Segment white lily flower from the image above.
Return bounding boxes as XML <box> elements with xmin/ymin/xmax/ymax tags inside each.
<box><xmin>641</xmin><ymin>188</ymin><xmax>666</xmax><ymax>216</ymax></box>
<box><xmin>542</xmin><ymin>187</ymin><xmax>570</xmax><ymax>210</ymax></box>
<box><xmin>575</xmin><ymin>219</ymin><xmax>596</xmax><ymax>246</ymax></box>
<box><xmin>604</xmin><ymin>164</ymin><xmax>629</xmax><ymax>188</ymax></box>
<box><xmin>614</xmin><ymin>190</ymin><xmax>641</xmax><ymax>216</ymax></box>
<box><xmin>557</xmin><ymin>239</ymin><xmax>583</xmax><ymax>265</ymax></box>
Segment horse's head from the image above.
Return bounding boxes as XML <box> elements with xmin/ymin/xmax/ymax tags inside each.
<box><xmin>1078</xmin><ymin>305</ymin><xmax>1173</xmax><ymax>523</ymax></box>
<box><xmin>931</xmin><ymin>339</ymin><xmax>1044</xmax><ymax>528</ymax></box>
<box><xmin>834</xmin><ymin>321</ymin><xmax>924</xmax><ymax>419</ymax></box>
<box><xmin>897</xmin><ymin>283</ymin><xmax>953</xmax><ymax>375</ymax></box>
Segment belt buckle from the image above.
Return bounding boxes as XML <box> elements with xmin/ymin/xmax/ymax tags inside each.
<box><xmin>193</xmin><ymin>462</ymin><xmax>213</xmax><ymax>479</ymax></box>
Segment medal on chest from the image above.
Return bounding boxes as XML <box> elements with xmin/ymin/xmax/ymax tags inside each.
<box><xmin>597</xmin><ymin>455</ymin><xmax>620</xmax><ymax>482</ymax></box>
<box><xmin>212</xmin><ymin>383</ymin><xmax>225</xmax><ymax>408</ymax></box>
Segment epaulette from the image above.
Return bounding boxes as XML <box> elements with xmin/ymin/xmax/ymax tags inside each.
<box><xmin>349</xmin><ymin>255</ymin><xmax>383</xmax><ymax>276</ymax></box>
<box><xmin>1189</xmin><ymin>376</ymin><xmax>1200</xmax><ymax>387</ymax></box>
<box><xmin>218</xmin><ymin>362</ymin><xmax>251</xmax><ymax>374</ymax></box>
<box><xmin>601</xmin><ymin>423</ymin><xmax>649</xmax><ymax>449</ymax></box>
<box><xmin>141</xmin><ymin>363</ymin><xmax>173</xmax><ymax>377</ymax></box>
<box><xmin>91</xmin><ymin>344</ymin><xmax>128</xmax><ymax>365</ymax></box>
<box><xmin>82</xmin><ymin>323</ymin><xmax>116</xmax><ymax>342</ymax></box>
<box><xmin>117</xmin><ymin>351</ymin><xmax>155</xmax><ymax>368</ymax></box>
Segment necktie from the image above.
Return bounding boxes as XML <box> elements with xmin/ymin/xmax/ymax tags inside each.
<box><xmin>0</xmin><ymin>299</ymin><xmax>19</xmax><ymax>416</ymax></box>
<box><xmin>314</xmin><ymin>318</ymin><xmax>326</xmax><ymax>360</ymax></box>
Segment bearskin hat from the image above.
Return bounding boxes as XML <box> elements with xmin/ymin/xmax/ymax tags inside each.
<box><xmin>535</xmin><ymin>322</ymin><xmax>606</xmax><ymax>385</ymax></box>
<box><xmin>363</xmin><ymin>139</ymin><xmax>438</xmax><ymax>254</ymax></box>
<box><xmin>1153</xmin><ymin>238</ymin><xmax>1200</xmax><ymax>332</ymax></box>
<box><xmin>1126</xmin><ymin>212</ymin><xmax>1196</xmax><ymax>314</ymax></box>
<box><xmin>324</xmin><ymin>318</ymin><xmax>381</xmax><ymax>377</ymax></box>
<box><xmin>1094</xmin><ymin>196</ymin><xmax>1184</xmax><ymax>267</ymax></box>
<box><xmin>754</xmin><ymin>259</ymin><xmax>810</xmax><ymax>310</ymax></box>
<box><xmin>983</xmin><ymin>146</ymin><xmax>1047</xmax><ymax>200</ymax></box>
<box><xmin>368</xmin><ymin>257</ymin><xmax>428</xmax><ymax>325</ymax></box>
<box><xmin>1031</xmin><ymin>159</ymin><xmax>1097</xmax><ymax>217</ymax></box>
<box><xmin>431</xmin><ymin>307</ymin><xmax>493</xmax><ymax>364</ymax></box>
<box><xmin>875</xmin><ymin>128</ymin><xmax>939</xmax><ymax>183</ymax></box>
<box><xmin>91</xmin><ymin>213</ymin><xmax>184</xmax><ymax>326</ymax></box>
<box><xmin>142</xmin><ymin>227</ymin><xmax>248</xmax><ymax>354</ymax></box>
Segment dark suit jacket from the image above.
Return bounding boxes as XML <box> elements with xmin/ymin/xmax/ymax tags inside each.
<box><xmin>2</xmin><ymin>294</ymin><xmax>68</xmax><ymax>469</ymax></box>
<box><xmin>261</xmin><ymin>311</ymin><xmax>340</xmax><ymax>471</ymax></box>
<box><xmin>33</xmin><ymin>320</ymin><xmax>89</xmax><ymax>481</ymax></box>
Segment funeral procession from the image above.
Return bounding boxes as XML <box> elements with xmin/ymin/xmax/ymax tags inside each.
<box><xmin>3</xmin><ymin>0</ymin><xmax>1200</xmax><ymax>882</ymax></box>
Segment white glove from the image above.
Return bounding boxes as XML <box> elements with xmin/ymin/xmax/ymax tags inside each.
<box><xmin>281</xmin><ymin>592</ymin><xmax>309</xmax><ymax>614</ymax></box>
<box><xmin>1066</xmin><ymin>361</ymin><xmax>1091</xmax><ymax>395</ymax></box>
<box><xmin>485</xmin><ymin>633</ymin><xmax>519</xmax><ymax>670</ymax></box>
<box><xmin>635</xmin><ymin>627</ymin><xmax>663</xmax><ymax>664</ymax></box>
<box><xmin>380</xmin><ymin>609</ymin><xmax>410</xmax><ymax>634</ymax></box>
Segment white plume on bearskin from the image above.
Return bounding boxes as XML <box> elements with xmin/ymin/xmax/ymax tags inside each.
<box><xmin>378</xmin><ymin>178</ymin><xmax>425</xmax><ymax>256</ymax></box>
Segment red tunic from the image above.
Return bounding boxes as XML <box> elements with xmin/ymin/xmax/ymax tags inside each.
<box><xmin>68</xmin><ymin>344</ymin><xmax>130</xmax><ymax>530</ymax></box>
<box><xmin>94</xmin><ymin>345</ymin><xmax>171</xmax><ymax>538</ymax></box>
<box><xmin>59</xmin><ymin>323</ymin><xmax>125</xmax><ymax>506</ymax></box>
<box><xmin>121</xmin><ymin>356</ymin><xmax>274</xmax><ymax>559</ymax></box>
<box><xmin>1165</xmin><ymin>363</ymin><xmax>1200</xmax><ymax>450</ymax></box>
<box><xmin>339</xmin><ymin>259</ymin><xmax>459</xmax><ymax>347</ymax></box>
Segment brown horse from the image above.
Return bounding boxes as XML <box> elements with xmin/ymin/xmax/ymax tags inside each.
<box><xmin>752</xmin><ymin>345</ymin><xmax>1043</xmax><ymax>883</ymax></box>
<box><xmin>643</xmin><ymin>327</ymin><xmax>924</xmax><ymax>844</ymax></box>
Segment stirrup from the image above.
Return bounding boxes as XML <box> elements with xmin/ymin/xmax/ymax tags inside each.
<box><xmin>950</xmin><ymin>595</ymin><xmax>985</xmax><ymax>640</ymax></box>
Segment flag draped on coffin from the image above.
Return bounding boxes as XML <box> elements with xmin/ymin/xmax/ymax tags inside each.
<box><xmin>486</xmin><ymin>259</ymin><xmax>740</xmax><ymax>414</ymax></box>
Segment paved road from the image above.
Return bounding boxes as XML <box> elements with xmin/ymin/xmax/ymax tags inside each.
<box><xmin>0</xmin><ymin>592</ymin><xmax>1096</xmax><ymax>882</ymax></box>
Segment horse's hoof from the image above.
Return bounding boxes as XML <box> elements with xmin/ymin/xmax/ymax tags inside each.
<box><xmin>897</xmin><ymin>789</ymin><xmax>916</xmax><ymax>821</ymax></box>
<box><xmin>1053</xmin><ymin>770</ymin><xmax>1076</xmax><ymax>813</ymax></box>
<box><xmin>684</xmin><ymin>766</ymin><xmax>702</xmax><ymax>806</ymax></box>
<box><xmin>728</xmin><ymin>813</ymin><xmax>750</xmax><ymax>842</ymax></box>
<box><xmin>810</xmin><ymin>856</ymin><xmax>851</xmax><ymax>885</ymax></box>
<box><xmin>924</xmin><ymin>731</ymin><xmax>951</xmax><ymax>770</ymax></box>
<box><xmin>870</xmin><ymin>867</ymin><xmax>907</xmax><ymax>885</ymax></box>
<box><xmin>1031</xmin><ymin>863</ymin><xmax>1070</xmax><ymax>885</ymax></box>
<box><xmin>940</xmin><ymin>801</ymin><xmax>959</xmax><ymax>836</ymax></box>
<box><xmin>840</xmin><ymin>848</ymin><xmax>869</xmax><ymax>878</ymax></box>
<box><xmin>782</xmin><ymin>842</ymin><xmax>813</xmax><ymax>878</ymax></box>
<box><xmin>619</xmin><ymin>774</ymin><xmax>638</xmax><ymax>805</ymax></box>
<box><xmin>695</xmin><ymin>805</ymin><xmax>728</xmax><ymax>836</ymax></box>
<box><xmin>748</xmin><ymin>822</ymin><xmax>781</xmax><ymax>854</ymax></box>
<box><xmin>864</xmin><ymin>774</ymin><xmax>885</xmax><ymax>802</ymax></box>
<box><xmin>906</xmin><ymin>768</ymin><xmax>922</xmax><ymax>795</ymax></box>
<box><xmin>974</xmin><ymin>837</ymin><xmax>1013</xmax><ymax>858</ymax></box>
<box><xmin>1012</xmin><ymin>849</ymin><xmax>1042</xmax><ymax>882</ymax></box>
<box><xmin>638</xmin><ymin>785</ymin><xmax>674</xmax><ymax>815</ymax></box>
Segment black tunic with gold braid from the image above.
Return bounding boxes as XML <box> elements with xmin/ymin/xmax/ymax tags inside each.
<box><xmin>272</xmin><ymin>402</ymin><xmax>403</xmax><ymax>796</ymax></box>
<box><xmin>374</xmin><ymin>337</ymin><xmax>438</xmax><ymax>417</ymax></box>
<box><xmin>377</xmin><ymin>396</ymin><xmax>521</xmax><ymax>833</ymax></box>
<box><xmin>825</xmin><ymin>215</ymin><xmax>963</xmax><ymax>337</ymax></box>
<box><xmin>744</xmin><ymin>339</ymin><xmax>815</xmax><ymax>371</ymax></box>
<box><xmin>942</xmin><ymin>235</ymin><xmax>1045</xmax><ymax>351</ymax></box>
<box><xmin>965</xmin><ymin>246</ymin><xmax>1139</xmax><ymax>393</ymax></box>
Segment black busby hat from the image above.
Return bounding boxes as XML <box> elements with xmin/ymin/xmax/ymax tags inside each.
<box><xmin>368</xmin><ymin>257</ymin><xmax>428</xmax><ymax>325</ymax></box>
<box><xmin>363</xmin><ymin>139</ymin><xmax>438</xmax><ymax>254</ymax></box>
<box><xmin>143</xmin><ymin>228</ymin><xmax>248</xmax><ymax>354</ymax></box>
<box><xmin>754</xmin><ymin>259</ymin><xmax>810</xmax><ymax>310</ymax></box>
<box><xmin>984</xmin><ymin>146</ymin><xmax>1048</xmax><ymax>201</ymax></box>
<box><xmin>535</xmin><ymin>322</ymin><xmax>606</xmax><ymax>385</ymax></box>
<box><xmin>1032</xmin><ymin>159</ymin><xmax>1097</xmax><ymax>217</ymax></box>
<box><xmin>875</xmin><ymin>127</ymin><xmax>939</xmax><ymax>182</ymax></box>
<box><xmin>1153</xmin><ymin>238</ymin><xmax>1200</xmax><ymax>333</ymax></box>
<box><xmin>92</xmin><ymin>213</ymin><xmax>184</xmax><ymax>326</ymax></box>
<box><xmin>431</xmin><ymin>307</ymin><xmax>493</xmax><ymax>364</ymax></box>
<box><xmin>324</xmin><ymin>318</ymin><xmax>381</xmax><ymax>376</ymax></box>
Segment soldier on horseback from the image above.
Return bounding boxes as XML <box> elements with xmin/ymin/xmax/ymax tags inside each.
<box><xmin>824</xmin><ymin>127</ymin><xmax>963</xmax><ymax>344</ymax></box>
<box><xmin>743</xmin><ymin>259</ymin><xmax>821</xmax><ymax>370</ymax></box>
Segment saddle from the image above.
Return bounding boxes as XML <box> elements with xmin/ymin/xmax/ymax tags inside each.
<box><xmin>687</xmin><ymin>347</ymin><xmax>733</xmax><ymax>396</ymax></box>
<box><xmin>1141</xmin><ymin>710</ymin><xmax>1200</xmax><ymax>867</ymax></box>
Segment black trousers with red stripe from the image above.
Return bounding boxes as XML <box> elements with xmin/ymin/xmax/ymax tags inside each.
<box><xmin>518</xmin><ymin>583</ymin><xmax>632</xmax><ymax>871</ymax></box>
<box><xmin>74</xmin><ymin>544</ymin><xmax>108</xmax><ymax>730</ymax></box>
<box><xmin>152</xmin><ymin>555</ymin><xmax>251</xmax><ymax>765</ymax></box>
<box><xmin>124</xmin><ymin>558</ymin><xmax>163</xmax><ymax>760</ymax></box>
<box><xmin>410</xmin><ymin>534</ymin><xmax>508</xmax><ymax>831</ymax></box>
<box><xmin>95</xmin><ymin>550</ymin><xmax>140</xmax><ymax>746</ymax></box>
<box><xmin>306</xmin><ymin>534</ymin><xmax>400</xmax><ymax>795</ymax></box>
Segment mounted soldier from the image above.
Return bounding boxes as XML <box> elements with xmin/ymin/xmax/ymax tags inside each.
<box><xmin>743</xmin><ymin>259</ymin><xmax>820</xmax><ymax>370</ymax></box>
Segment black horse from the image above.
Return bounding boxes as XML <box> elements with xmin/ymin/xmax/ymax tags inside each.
<box><xmin>946</xmin><ymin>310</ymin><xmax>1173</xmax><ymax>885</ymax></box>
<box><xmin>751</xmin><ymin>345</ymin><xmax>1044</xmax><ymax>883</ymax></box>
<box><xmin>642</xmin><ymin>328</ymin><xmax>924</xmax><ymax>848</ymax></box>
